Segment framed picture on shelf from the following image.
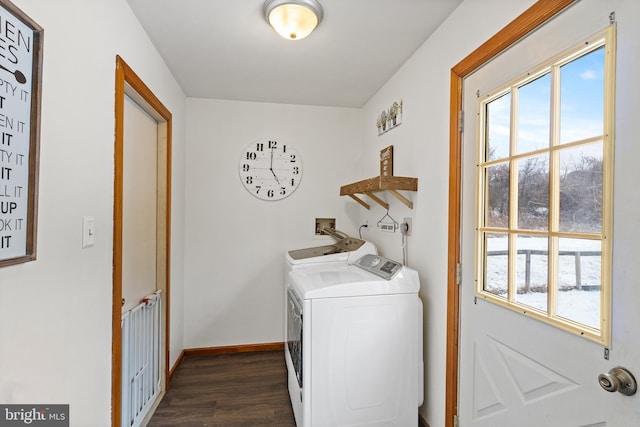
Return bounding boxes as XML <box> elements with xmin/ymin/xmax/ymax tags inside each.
<box><xmin>380</xmin><ymin>145</ymin><xmax>393</xmax><ymax>177</ymax></box>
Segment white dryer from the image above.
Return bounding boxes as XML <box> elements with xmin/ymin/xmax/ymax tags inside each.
<box><xmin>286</xmin><ymin>254</ymin><xmax>424</xmax><ymax>427</ymax></box>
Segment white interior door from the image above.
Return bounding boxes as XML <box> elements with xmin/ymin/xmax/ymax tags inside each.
<box><xmin>122</xmin><ymin>94</ymin><xmax>158</xmax><ymax>311</ymax></box>
<box><xmin>459</xmin><ymin>1</ymin><xmax>640</xmax><ymax>426</ymax></box>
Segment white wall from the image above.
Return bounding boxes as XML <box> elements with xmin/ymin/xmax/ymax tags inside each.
<box><xmin>359</xmin><ymin>0</ymin><xmax>540</xmax><ymax>425</ymax></box>
<box><xmin>0</xmin><ymin>0</ymin><xmax>186</xmax><ymax>425</ymax></box>
<box><xmin>183</xmin><ymin>98</ymin><xmax>363</xmax><ymax>348</ymax></box>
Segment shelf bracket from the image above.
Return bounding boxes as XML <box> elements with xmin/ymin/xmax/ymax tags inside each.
<box><xmin>340</xmin><ymin>175</ymin><xmax>417</xmax><ymax>210</ymax></box>
<box><xmin>365</xmin><ymin>192</ymin><xmax>389</xmax><ymax>210</ymax></box>
<box><xmin>347</xmin><ymin>194</ymin><xmax>370</xmax><ymax>210</ymax></box>
<box><xmin>387</xmin><ymin>189</ymin><xmax>413</xmax><ymax>209</ymax></box>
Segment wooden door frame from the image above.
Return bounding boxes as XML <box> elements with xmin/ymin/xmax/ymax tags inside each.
<box><xmin>111</xmin><ymin>56</ymin><xmax>173</xmax><ymax>427</ymax></box>
<box><xmin>444</xmin><ymin>1</ymin><xmax>576</xmax><ymax>426</ymax></box>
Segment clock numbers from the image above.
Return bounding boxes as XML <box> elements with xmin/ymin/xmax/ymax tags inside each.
<box><xmin>239</xmin><ymin>138</ymin><xmax>302</xmax><ymax>201</ymax></box>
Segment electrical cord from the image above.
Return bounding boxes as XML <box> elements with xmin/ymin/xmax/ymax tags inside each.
<box><xmin>402</xmin><ymin>230</ymin><xmax>407</xmax><ymax>265</ymax></box>
<box><xmin>401</xmin><ymin>222</ymin><xmax>409</xmax><ymax>265</ymax></box>
<box><xmin>358</xmin><ymin>224</ymin><xmax>368</xmax><ymax>239</ymax></box>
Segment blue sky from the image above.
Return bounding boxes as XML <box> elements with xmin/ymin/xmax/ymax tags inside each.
<box><xmin>486</xmin><ymin>45</ymin><xmax>605</xmax><ymax>168</ymax></box>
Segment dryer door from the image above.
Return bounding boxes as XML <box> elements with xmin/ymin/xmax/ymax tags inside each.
<box><xmin>287</xmin><ymin>288</ymin><xmax>303</xmax><ymax>388</ymax></box>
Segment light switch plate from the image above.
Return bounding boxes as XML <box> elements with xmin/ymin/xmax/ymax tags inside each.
<box><xmin>82</xmin><ymin>216</ymin><xmax>95</xmax><ymax>248</ymax></box>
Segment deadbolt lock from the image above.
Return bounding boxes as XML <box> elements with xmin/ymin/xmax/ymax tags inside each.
<box><xmin>598</xmin><ymin>367</ymin><xmax>637</xmax><ymax>396</ymax></box>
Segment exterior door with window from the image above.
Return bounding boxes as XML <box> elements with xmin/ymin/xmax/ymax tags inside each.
<box><xmin>459</xmin><ymin>1</ymin><xmax>640</xmax><ymax>425</ymax></box>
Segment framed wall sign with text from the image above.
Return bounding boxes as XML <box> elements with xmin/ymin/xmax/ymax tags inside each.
<box><xmin>380</xmin><ymin>145</ymin><xmax>393</xmax><ymax>177</ymax></box>
<box><xmin>0</xmin><ymin>0</ymin><xmax>43</xmax><ymax>267</ymax></box>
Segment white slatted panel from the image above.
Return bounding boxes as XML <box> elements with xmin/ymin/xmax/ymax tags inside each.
<box><xmin>121</xmin><ymin>290</ymin><xmax>162</xmax><ymax>427</ymax></box>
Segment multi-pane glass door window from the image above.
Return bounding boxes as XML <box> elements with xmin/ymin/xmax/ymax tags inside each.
<box><xmin>476</xmin><ymin>28</ymin><xmax>615</xmax><ymax>343</ymax></box>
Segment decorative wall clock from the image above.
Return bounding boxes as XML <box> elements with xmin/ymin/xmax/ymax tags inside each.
<box><xmin>239</xmin><ymin>138</ymin><xmax>302</xmax><ymax>201</ymax></box>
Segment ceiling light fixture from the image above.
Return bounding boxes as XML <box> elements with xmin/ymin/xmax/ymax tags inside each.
<box><xmin>263</xmin><ymin>0</ymin><xmax>324</xmax><ymax>41</ymax></box>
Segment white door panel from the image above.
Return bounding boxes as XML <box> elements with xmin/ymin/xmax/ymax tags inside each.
<box><xmin>459</xmin><ymin>0</ymin><xmax>640</xmax><ymax>425</ymax></box>
<box><xmin>122</xmin><ymin>94</ymin><xmax>158</xmax><ymax>312</ymax></box>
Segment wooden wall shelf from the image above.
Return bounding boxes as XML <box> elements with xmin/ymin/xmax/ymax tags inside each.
<box><xmin>340</xmin><ymin>176</ymin><xmax>417</xmax><ymax>210</ymax></box>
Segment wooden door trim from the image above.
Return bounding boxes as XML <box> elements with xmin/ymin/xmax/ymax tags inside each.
<box><xmin>445</xmin><ymin>1</ymin><xmax>576</xmax><ymax>426</ymax></box>
<box><xmin>112</xmin><ymin>55</ymin><xmax>173</xmax><ymax>427</ymax></box>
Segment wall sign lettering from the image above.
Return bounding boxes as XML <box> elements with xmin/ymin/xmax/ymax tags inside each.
<box><xmin>0</xmin><ymin>0</ymin><xmax>43</xmax><ymax>267</ymax></box>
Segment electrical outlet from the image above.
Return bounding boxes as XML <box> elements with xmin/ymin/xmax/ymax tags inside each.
<box><xmin>402</xmin><ymin>218</ymin><xmax>412</xmax><ymax>236</ymax></box>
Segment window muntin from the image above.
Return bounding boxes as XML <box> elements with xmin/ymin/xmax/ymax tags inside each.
<box><xmin>486</xmin><ymin>92</ymin><xmax>511</xmax><ymax>161</ymax></box>
<box><xmin>485</xmin><ymin>162</ymin><xmax>509</xmax><ymax>228</ymax></box>
<box><xmin>483</xmin><ymin>232</ymin><xmax>508</xmax><ymax>298</ymax></box>
<box><xmin>517</xmin><ymin>154</ymin><xmax>549</xmax><ymax>230</ymax></box>
<box><xmin>514</xmin><ymin>235</ymin><xmax>549</xmax><ymax>311</ymax></box>
<box><xmin>517</xmin><ymin>74</ymin><xmax>551</xmax><ymax>154</ymax></box>
<box><xmin>559</xmin><ymin>142</ymin><xmax>603</xmax><ymax>233</ymax></box>
<box><xmin>560</xmin><ymin>47</ymin><xmax>605</xmax><ymax>144</ymax></box>
<box><xmin>476</xmin><ymin>30</ymin><xmax>613</xmax><ymax>343</ymax></box>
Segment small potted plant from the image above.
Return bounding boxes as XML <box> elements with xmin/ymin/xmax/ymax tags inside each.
<box><xmin>389</xmin><ymin>102</ymin><xmax>400</xmax><ymax>126</ymax></box>
<box><xmin>380</xmin><ymin>110</ymin><xmax>388</xmax><ymax>131</ymax></box>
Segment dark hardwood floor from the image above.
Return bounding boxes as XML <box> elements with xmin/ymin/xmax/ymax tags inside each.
<box><xmin>148</xmin><ymin>350</ymin><xmax>296</xmax><ymax>427</ymax></box>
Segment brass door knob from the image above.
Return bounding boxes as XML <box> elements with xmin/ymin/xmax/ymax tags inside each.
<box><xmin>598</xmin><ymin>367</ymin><xmax>637</xmax><ymax>396</ymax></box>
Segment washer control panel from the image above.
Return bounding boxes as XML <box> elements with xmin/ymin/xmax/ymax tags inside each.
<box><xmin>354</xmin><ymin>254</ymin><xmax>403</xmax><ymax>280</ymax></box>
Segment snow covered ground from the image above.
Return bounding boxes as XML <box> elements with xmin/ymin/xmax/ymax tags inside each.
<box><xmin>484</xmin><ymin>235</ymin><xmax>601</xmax><ymax>328</ymax></box>
<box><xmin>515</xmin><ymin>289</ymin><xmax>600</xmax><ymax>328</ymax></box>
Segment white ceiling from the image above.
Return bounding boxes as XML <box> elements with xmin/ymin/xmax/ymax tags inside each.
<box><xmin>125</xmin><ymin>0</ymin><xmax>463</xmax><ymax>108</ymax></box>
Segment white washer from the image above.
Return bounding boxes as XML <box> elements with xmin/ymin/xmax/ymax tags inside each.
<box><xmin>286</xmin><ymin>254</ymin><xmax>424</xmax><ymax>427</ymax></box>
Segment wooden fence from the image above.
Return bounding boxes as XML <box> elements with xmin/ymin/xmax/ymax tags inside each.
<box><xmin>487</xmin><ymin>249</ymin><xmax>601</xmax><ymax>292</ymax></box>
